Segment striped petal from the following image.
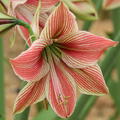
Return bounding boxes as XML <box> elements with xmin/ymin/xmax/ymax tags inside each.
<box><xmin>10</xmin><ymin>0</ymin><xmax>27</xmax><ymax>10</ymax></box>
<box><xmin>57</xmin><ymin>31</ymin><xmax>117</xmax><ymax>68</ymax></box>
<box><xmin>15</xmin><ymin>3</ymin><xmax>51</xmax><ymax>46</ymax></box>
<box><xmin>14</xmin><ymin>3</ymin><xmax>37</xmax><ymax>46</ymax></box>
<box><xmin>46</xmin><ymin>55</ymin><xmax>76</xmax><ymax>118</ymax></box>
<box><xmin>10</xmin><ymin>40</ymin><xmax>49</xmax><ymax>82</ymax></box>
<box><xmin>11</xmin><ymin>0</ymin><xmax>59</xmax><ymax>8</ymax></box>
<box><xmin>16</xmin><ymin>5</ymin><xmax>49</xmax><ymax>46</ymax></box>
<box><xmin>14</xmin><ymin>77</ymin><xmax>46</xmax><ymax>114</ymax></box>
<box><xmin>62</xmin><ymin>63</ymin><xmax>109</xmax><ymax>96</ymax></box>
<box><xmin>26</xmin><ymin>0</ymin><xmax>59</xmax><ymax>8</ymax></box>
<box><xmin>40</xmin><ymin>2</ymin><xmax>78</xmax><ymax>40</ymax></box>
<box><xmin>16</xmin><ymin>9</ymin><xmax>32</xmax><ymax>46</ymax></box>
<box><xmin>103</xmin><ymin>0</ymin><xmax>120</xmax><ymax>9</ymax></box>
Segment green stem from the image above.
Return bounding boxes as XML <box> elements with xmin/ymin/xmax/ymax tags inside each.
<box><xmin>0</xmin><ymin>37</ymin><xmax>5</xmax><ymax>120</ymax></box>
<box><xmin>112</xmin><ymin>8</ymin><xmax>120</xmax><ymax>36</ymax></box>
<box><xmin>15</xmin><ymin>19</ymin><xmax>36</xmax><ymax>42</ymax></box>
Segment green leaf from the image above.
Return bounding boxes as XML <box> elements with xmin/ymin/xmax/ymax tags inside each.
<box><xmin>109</xmin><ymin>80</ymin><xmax>120</xmax><ymax>114</ymax></box>
<box><xmin>0</xmin><ymin>23</ymin><xmax>16</xmax><ymax>33</ymax></box>
<box><xmin>0</xmin><ymin>37</ymin><xmax>5</xmax><ymax>120</ymax></box>
<box><xmin>0</xmin><ymin>0</ymin><xmax>9</xmax><ymax>8</ymax></box>
<box><xmin>0</xmin><ymin>12</ymin><xmax>17</xmax><ymax>33</ymax></box>
<box><xmin>33</xmin><ymin>106</ymin><xmax>56</xmax><ymax>120</ymax></box>
<box><xmin>0</xmin><ymin>12</ymin><xmax>13</xmax><ymax>19</ymax></box>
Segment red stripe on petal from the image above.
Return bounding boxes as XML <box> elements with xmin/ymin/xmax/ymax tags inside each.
<box><xmin>58</xmin><ymin>31</ymin><xmax>117</xmax><ymax>68</ymax></box>
<box><xmin>40</xmin><ymin>2</ymin><xmax>78</xmax><ymax>40</ymax></box>
<box><xmin>26</xmin><ymin>0</ymin><xmax>39</xmax><ymax>6</ymax></box>
<box><xmin>26</xmin><ymin>0</ymin><xmax>59</xmax><ymax>8</ymax></box>
<box><xmin>14</xmin><ymin>77</ymin><xmax>46</xmax><ymax>114</ymax></box>
<box><xmin>16</xmin><ymin>9</ymin><xmax>32</xmax><ymax>46</ymax></box>
<box><xmin>10</xmin><ymin>0</ymin><xmax>27</xmax><ymax>9</ymax></box>
<box><xmin>62</xmin><ymin>50</ymin><xmax>104</xmax><ymax>68</ymax></box>
<box><xmin>46</xmin><ymin>55</ymin><xmax>76</xmax><ymax>118</ymax></box>
<box><xmin>10</xmin><ymin>40</ymin><xmax>49</xmax><ymax>82</ymax></box>
<box><xmin>63</xmin><ymin>63</ymin><xmax>109</xmax><ymax>95</ymax></box>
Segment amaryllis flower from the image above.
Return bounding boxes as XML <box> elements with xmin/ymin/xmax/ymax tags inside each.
<box><xmin>10</xmin><ymin>3</ymin><xmax>117</xmax><ymax>118</ymax></box>
<box><xmin>103</xmin><ymin>0</ymin><xmax>120</xmax><ymax>9</ymax></box>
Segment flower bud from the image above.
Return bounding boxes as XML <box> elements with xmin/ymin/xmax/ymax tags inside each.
<box><xmin>62</xmin><ymin>0</ymin><xmax>98</xmax><ymax>21</ymax></box>
<box><xmin>0</xmin><ymin>12</ymin><xmax>16</xmax><ymax>32</ymax></box>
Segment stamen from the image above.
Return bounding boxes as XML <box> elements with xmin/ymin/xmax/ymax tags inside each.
<box><xmin>57</xmin><ymin>94</ymin><xmax>70</xmax><ymax>105</ymax></box>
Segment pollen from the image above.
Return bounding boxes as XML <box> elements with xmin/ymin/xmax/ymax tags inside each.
<box><xmin>57</xmin><ymin>94</ymin><xmax>70</xmax><ymax>105</ymax></box>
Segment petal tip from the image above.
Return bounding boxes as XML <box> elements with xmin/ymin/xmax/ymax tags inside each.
<box><xmin>113</xmin><ymin>41</ymin><xmax>119</xmax><ymax>47</ymax></box>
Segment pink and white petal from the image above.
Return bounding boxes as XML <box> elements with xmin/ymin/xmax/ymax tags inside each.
<box><xmin>17</xmin><ymin>26</ymin><xmax>31</xmax><ymax>46</ymax></box>
<box><xmin>26</xmin><ymin>0</ymin><xmax>59</xmax><ymax>8</ymax></box>
<box><xmin>10</xmin><ymin>40</ymin><xmax>49</xmax><ymax>82</ymax></box>
<box><xmin>41</xmin><ymin>0</ymin><xmax>59</xmax><ymax>8</ymax></box>
<box><xmin>62</xmin><ymin>63</ymin><xmax>109</xmax><ymax>96</ymax></box>
<box><xmin>62</xmin><ymin>50</ymin><xmax>104</xmax><ymax>68</ymax></box>
<box><xmin>14</xmin><ymin>77</ymin><xmax>46</xmax><ymax>114</ymax></box>
<box><xmin>10</xmin><ymin>0</ymin><xmax>28</xmax><ymax>10</ymax></box>
<box><xmin>103</xmin><ymin>0</ymin><xmax>120</xmax><ymax>9</ymax></box>
<box><xmin>58</xmin><ymin>31</ymin><xmax>117</xmax><ymax>68</ymax></box>
<box><xmin>25</xmin><ymin>0</ymin><xmax>39</xmax><ymax>6</ymax></box>
<box><xmin>58</xmin><ymin>31</ymin><xmax>117</xmax><ymax>50</ymax></box>
<box><xmin>40</xmin><ymin>2</ymin><xmax>78</xmax><ymax>41</ymax></box>
<box><xmin>15</xmin><ymin>5</ymin><xmax>35</xmax><ymax>46</ymax></box>
<box><xmin>46</xmin><ymin>55</ymin><xmax>76</xmax><ymax>118</ymax></box>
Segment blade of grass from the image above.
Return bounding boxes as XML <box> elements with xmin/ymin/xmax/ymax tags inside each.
<box><xmin>112</xmin><ymin>8</ymin><xmax>120</xmax><ymax>36</ymax></box>
<box><xmin>0</xmin><ymin>37</ymin><xmax>5</xmax><ymax>120</ymax></box>
<box><xmin>109</xmin><ymin>7</ymin><xmax>120</xmax><ymax>116</ymax></box>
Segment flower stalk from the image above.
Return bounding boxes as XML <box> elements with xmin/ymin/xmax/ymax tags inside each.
<box><xmin>15</xmin><ymin>19</ymin><xmax>36</xmax><ymax>42</ymax></box>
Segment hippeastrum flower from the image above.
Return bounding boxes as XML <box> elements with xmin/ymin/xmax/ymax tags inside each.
<box><xmin>103</xmin><ymin>0</ymin><xmax>120</xmax><ymax>10</ymax></box>
<box><xmin>10</xmin><ymin>3</ymin><xmax>117</xmax><ymax>118</ymax></box>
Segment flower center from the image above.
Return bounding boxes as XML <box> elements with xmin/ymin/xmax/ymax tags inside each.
<box><xmin>42</xmin><ymin>42</ymin><xmax>62</xmax><ymax>61</ymax></box>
